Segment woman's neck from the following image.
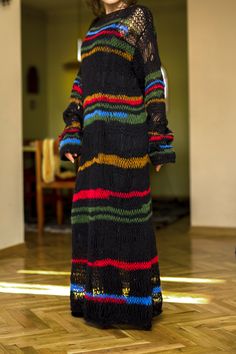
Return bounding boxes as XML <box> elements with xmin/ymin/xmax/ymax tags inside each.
<box><xmin>103</xmin><ymin>1</ymin><xmax>128</xmax><ymax>15</ymax></box>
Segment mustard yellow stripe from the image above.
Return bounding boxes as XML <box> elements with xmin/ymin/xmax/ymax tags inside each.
<box><xmin>70</xmin><ymin>97</ymin><xmax>83</xmax><ymax>106</ymax></box>
<box><xmin>81</xmin><ymin>46</ymin><xmax>133</xmax><ymax>62</ymax></box>
<box><xmin>148</xmin><ymin>132</ymin><xmax>161</xmax><ymax>136</ymax></box>
<box><xmin>145</xmin><ymin>98</ymin><xmax>166</xmax><ymax>107</ymax></box>
<box><xmin>148</xmin><ymin>131</ymin><xmax>174</xmax><ymax>136</ymax></box>
<box><xmin>78</xmin><ymin>153</ymin><xmax>149</xmax><ymax>171</ymax></box>
<box><xmin>65</xmin><ymin>121</ymin><xmax>81</xmax><ymax>129</ymax></box>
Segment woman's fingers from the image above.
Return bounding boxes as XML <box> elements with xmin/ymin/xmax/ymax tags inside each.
<box><xmin>64</xmin><ymin>152</ymin><xmax>79</xmax><ymax>163</ymax></box>
<box><xmin>155</xmin><ymin>164</ymin><xmax>163</xmax><ymax>172</ymax></box>
<box><xmin>65</xmin><ymin>152</ymin><xmax>75</xmax><ymax>163</ymax></box>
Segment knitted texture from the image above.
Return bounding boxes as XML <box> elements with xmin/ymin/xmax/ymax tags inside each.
<box><xmin>58</xmin><ymin>4</ymin><xmax>176</xmax><ymax>329</ymax></box>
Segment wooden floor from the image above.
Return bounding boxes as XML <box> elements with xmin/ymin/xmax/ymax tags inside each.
<box><xmin>0</xmin><ymin>216</ymin><xmax>235</xmax><ymax>353</ymax></box>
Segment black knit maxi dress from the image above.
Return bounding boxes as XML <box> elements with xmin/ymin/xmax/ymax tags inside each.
<box><xmin>58</xmin><ymin>4</ymin><xmax>176</xmax><ymax>330</ymax></box>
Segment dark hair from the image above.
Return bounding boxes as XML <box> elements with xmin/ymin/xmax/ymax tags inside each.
<box><xmin>86</xmin><ymin>0</ymin><xmax>138</xmax><ymax>17</ymax></box>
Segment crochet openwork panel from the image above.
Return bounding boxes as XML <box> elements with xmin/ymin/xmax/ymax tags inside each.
<box><xmin>132</xmin><ymin>5</ymin><xmax>176</xmax><ymax>165</ymax></box>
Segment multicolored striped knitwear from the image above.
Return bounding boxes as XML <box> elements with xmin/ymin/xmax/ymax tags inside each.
<box><xmin>58</xmin><ymin>3</ymin><xmax>176</xmax><ymax>330</ymax></box>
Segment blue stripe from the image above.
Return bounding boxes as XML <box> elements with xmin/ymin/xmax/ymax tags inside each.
<box><xmin>145</xmin><ymin>79</ymin><xmax>165</xmax><ymax>91</ymax></box>
<box><xmin>70</xmin><ymin>283</ymin><xmax>162</xmax><ymax>306</ymax></box>
<box><xmin>152</xmin><ymin>286</ymin><xmax>162</xmax><ymax>293</ymax></box>
<box><xmin>126</xmin><ymin>295</ymin><xmax>152</xmax><ymax>305</ymax></box>
<box><xmin>88</xmin><ymin>23</ymin><xmax>128</xmax><ymax>36</ymax></box>
<box><xmin>71</xmin><ymin>284</ymin><xmax>162</xmax><ymax>294</ymax></box>
<box><xmin>59</xmin><ymin>138</ymin><xmax>82</xmax><ymax>148</ymax></box>
<box><xmin>71</xmin><ymin>284</ymin><xmax>85</xmax><ymax>292</ymax></box>
<box><xmin>71</xmin><ymin>284</ymin><xmax>151</xmax><ymax>305</ymax></box>
<box><xmin>74</xmin><ymin>79</ymin><xmax>82</xmax><ymax>85</ymax></box>
<box><xmin>159</xmin><ymin>144</ymin><xmax>173</xmax><ymax>149</ymax></box>
<box><xmin>84</xmin><ymin>109</ymin><xmax>128</xmax><ymax>121</ymax></box>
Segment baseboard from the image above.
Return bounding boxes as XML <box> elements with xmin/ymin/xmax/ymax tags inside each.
<box><xmin>188</xmin><ymin>225</ymin><xmax>236</xmax><ymax>237</ymax></box>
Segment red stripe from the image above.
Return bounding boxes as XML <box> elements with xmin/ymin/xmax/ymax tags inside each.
<box><xmin>145</xmin><ymin>84</ymin><xmax>164</xmax><ymax>96</ymax></box>
<box><xmin>72</xmin><ymin>84</ymin><xmax>82</xmax><ymax>95</ymax></box>
<box><xmin>84</xmin><ymin>294</ymin><xmax>126</xmax><ymax>304</ymax></box>
<box><xmin>73</xmin><ymin>259</ymin><xmax>87</xmax><ymax>264</ymax></box>
<box><xmin>58</xmin><ymin>128</ymin><xmax>80</xmax><ymax>141</ymax></box>
<box><xmin>149</xmin><ymin>135</ymin><xmax>174</xmax><ymax>142</ymax></box>
<box><xmin>84</xmin><ymin>30</ymin><xmax>122</xmax><ymax>42</ymax></box>
<box><xmin>72</xmin><ymin>255</ymin><xmax>158</xmax><ymax>270</ymax></box>
<box><xmin>72</xmin><ymin>187</ymin><xmax>151</xmax><ymax>202</ymax></box>
<box><xmin>84</xmin><ymin>95</ymin><xmax>143</xmax><ymax>108</ymax></box>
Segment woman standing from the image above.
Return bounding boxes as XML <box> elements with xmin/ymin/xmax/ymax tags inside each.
<box><xmin>58</xmin><ymin>0</ymin><xmax>176</xmax><ymax>330</ymax></box>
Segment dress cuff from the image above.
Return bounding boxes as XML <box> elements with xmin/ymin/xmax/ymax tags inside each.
<box><xmin>58</xmin><ymin>127</ymin><xmax>83</xmax><ymax>161</ymax></box>
<box><xmin>148</xmin><ymin>133</ymin><xmax>176</xmax><ymax>166</ymax></box>
<box><xmin>148</xmin><ymin>150</ymin><xmax>176</xmax><ymax>166</ymax></box>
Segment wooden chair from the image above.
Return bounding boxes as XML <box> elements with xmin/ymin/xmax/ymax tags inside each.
<box><xmin>35</xmin><ymin>139</ymin><xmax>76</xmax><ymax>235</ymax></box>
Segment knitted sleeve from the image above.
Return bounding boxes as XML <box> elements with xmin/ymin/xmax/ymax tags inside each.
<box><xmin>134</xmin><ymin>6</ymin><xmax>176</xmax><ymax>166</ymax></box>
<box><xmin>58</xmin><ymin>66</ymin><xmax>84</xmax><ymax>161</ymax></box>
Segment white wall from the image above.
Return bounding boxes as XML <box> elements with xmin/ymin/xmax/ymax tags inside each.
<box><xmin>0</xmin><ymin>0</ymin><xmax>24</xmax><ymax>249</ymax></box>
<box><xmin>188</xmin><ymin>0</ymin><xmax>236</xmax><ymax>227</ymax></box>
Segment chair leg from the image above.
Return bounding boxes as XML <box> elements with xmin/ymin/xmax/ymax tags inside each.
<box><xmin>36</xmin><ymin>186</ymin><xmax>44</xmax><ymax>235</ymax></box>
<box><xmin>56</xmin><ymin>190</ymin><xmax>63</xmax><ymax>225</ymax></box>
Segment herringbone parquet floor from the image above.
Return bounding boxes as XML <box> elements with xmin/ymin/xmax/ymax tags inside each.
<box><xmin>0</xmin><ymin>216</ymin><xmax>235</xmax><ymax>353</ymax></box>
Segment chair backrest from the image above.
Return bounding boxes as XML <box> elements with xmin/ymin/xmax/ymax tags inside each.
<box><xmin>35</xmin><ymin>139</ymin><xmax>58</xmax><ymax>182</ymax></box>
<box><xmin>34</xmin><ymin>139</ymin><xmax>75</xmax><ymax>189</ymax></box>
<box><xmin>35</xmin><ymin>140</ymin><xmax>43</xmax><ymax>187</ymax></box>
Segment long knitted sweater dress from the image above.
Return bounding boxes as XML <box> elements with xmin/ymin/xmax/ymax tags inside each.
<box><xmin>58</xmin><ymin>3</ymin><xmax>176</xmax><ymax>330</ymax></box>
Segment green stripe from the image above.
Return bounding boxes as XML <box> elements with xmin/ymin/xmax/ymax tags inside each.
<box><xmin>72</xmin><ymin>200</ymin><xmax>151</xmax><ymax>216</ymax></box>
<box><xmin>81</xmin><ymin>37</ymin><xmax>135</xmax><ymax>56</ymax></box>
<box><xmin>145</xmin><ymin>90</ymin><xmax>164</xmax><ymax>101</ymax></box>
<box><xmin>145</xmin><ymin>70</ymin><xmax>162</xmax><ymax>84</ymax></box>
<box><xmin>84</xmin><ymin>111</ymin><xmax>147</xmax><ymax>127</ymax></box>
<box><xmin>71</xmin><ymin>92</ymin><xmax>83</xmax><ymax>100</ymax></box>
<box><xmin>71</xmin><ymin>211</ymin><xmax>153</xmax><ymax>224</ymax></box>
<box><xmin>61</xmin><ymin>132</ymin><xmax>81</xmax><ymax>139</ymax></box>
<box><xmin>149</xmin><ymin>149</ymin><xmax>175</xmax><ymax>156</ymax></box>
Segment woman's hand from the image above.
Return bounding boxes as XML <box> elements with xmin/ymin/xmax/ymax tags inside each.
<box><xmin>65</xmin><ymin>152</ymin><xmax>78</xmax><ymax>163</ymax></box>
<box><xmin>155</xmin><ymin>164</ymin><xmax>163</xmax><ymax>172</ymax></box>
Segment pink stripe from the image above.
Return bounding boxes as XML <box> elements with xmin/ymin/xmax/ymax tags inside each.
<box><xmin>145</xmin><ymin>84</ymin><xmax>164</xmax><ymax>95</ymax></box>
<box><xmin>72</xmin><ymin>187</ymin><xmax>151</xmax><ymax>202</ymax></box>
<box><xmin>149</xmin><ymin>135</ymin><xmax>174</xmax><ymax>142</ymax></box>
<box><xmin>72</xmin><ymin>84</ymin><xmax>82</xmax><ymax>95</ymax></box>
<box><xmin>84</xmin><ymin>96</ymin><xmax>143</xmax><ymax>108</ymax></box>
<box><xmin>84</xmin><ymin>294</ymin><xmax>126</xmax><ymax>304</ymax></box>
<box><xmin>72</xmin><ymin>258</ymin><xmax>87</xmax><ymax>264</ymax></box>
<box><xmin>72</xmin><ymin>255</ymin><xmax>158</xmax><ymax>270</ymax></box>
<box><xmin>84</xmin><ymin>30</ymin><xmax>122</xmax><ymax>42</ymax></box>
